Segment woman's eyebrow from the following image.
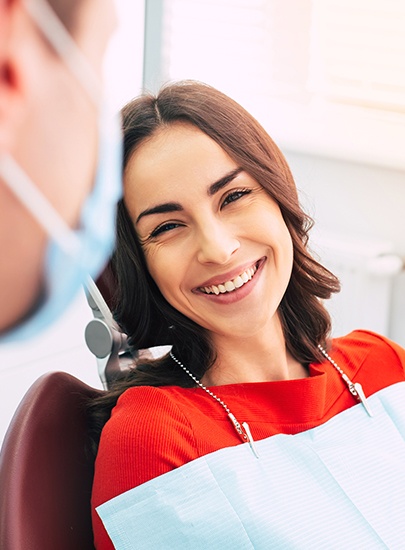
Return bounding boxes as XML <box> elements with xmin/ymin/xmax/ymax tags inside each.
<box><xmin>135</xmin><ymin>167</ymin><xmax>243</xmax><ymax>225</ymax></box>
<box><xmin>135</xmin><ymin>202</ymin><xmax>183</xmax><ymax>224</ymax></box>
<box><xmin>208</xmin><ymin>167</ymin><xmax>243</xmax><ymax>196</ymax></box>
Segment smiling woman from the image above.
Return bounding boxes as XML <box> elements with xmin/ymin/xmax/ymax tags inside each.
<box><xmin>125</xmin><ymin>122</ymin><xmax>296</xmax><ymax>366</ymax></box>
<box><xmin>114</xmin><ymin>82</ymin><xmax>339</xmax><ymax>367</ymax></box>
<box><xmin>89</xmin><ymin>81</ymin><xmax>405</xmax><ymax>550</ymax></box>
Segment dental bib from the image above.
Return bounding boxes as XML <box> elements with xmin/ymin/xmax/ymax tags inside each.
<box><xmin>97</xmin><ymin>381</ymin><xmax>405</xmax><ymax>549</ymax></box>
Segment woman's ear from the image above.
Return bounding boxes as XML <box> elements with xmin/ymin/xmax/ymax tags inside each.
<box><xmin>0</xmin><ymin>0</ymin><xmax>26</xmax><ymax>151</ymax></box>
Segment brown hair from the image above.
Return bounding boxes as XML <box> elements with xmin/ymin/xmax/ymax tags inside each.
<box><xmin>89</xmin><ymin>81</ymin><xmax>340</xmax><ymax>447</ymax></box>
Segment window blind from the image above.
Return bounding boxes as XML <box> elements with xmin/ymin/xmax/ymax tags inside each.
<box><xmin>310</xmin><ymin>0</ymin><xmax>405</xmax><ymax>112</ymax></box>
<box><xmin>154</xmin><ymin>0</ymin><xmax>405</xmax><ymax>167</ymax></box>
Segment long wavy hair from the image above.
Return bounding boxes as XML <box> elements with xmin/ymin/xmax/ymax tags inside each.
<box><xmin>89</xmin><ymin>81</ymin><xmax>340</xmax><ymax>447</ymax></box>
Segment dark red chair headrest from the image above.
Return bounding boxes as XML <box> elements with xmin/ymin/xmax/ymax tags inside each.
<box><xmin>0</xmin><ymin>372</ymin><xmax>102</xmax><ymax>550</ymax></box>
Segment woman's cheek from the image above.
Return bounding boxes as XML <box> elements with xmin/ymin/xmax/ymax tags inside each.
<box><xmin>146</xmin><ymin>249</ymin><xmax>179</xmax><ymax>296</ymax></box>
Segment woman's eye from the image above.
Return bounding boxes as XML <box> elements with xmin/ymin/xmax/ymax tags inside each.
<box><xmin>150</xmin><ymin>222</ymin><xmax>181</xmax><ymax>238</ymax></box>
<box><xmin>221</xmin><ymin>188</ymin><xmax>252</xmax><ymax>209</ymax></box>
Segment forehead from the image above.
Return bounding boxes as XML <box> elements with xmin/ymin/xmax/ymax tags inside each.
<box><xmin>124</xmin><ymin>123</ymin><xmax>237</xmax><ymax>208</ymax></box>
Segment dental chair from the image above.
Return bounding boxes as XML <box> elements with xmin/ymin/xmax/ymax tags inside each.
<box><xmin>0</xmin><ymin>268</ymin><xmax>162</xmax><ymax>550</ymax></box>
<box><xmin>0</xmin><ymin>371</ymin><xmax>102</xmax><ymax>550</ymax></box>
<box><xmin>0</xmin><ymin>266</ymin><xmax>122</xmax><ymax>550</ymax></box>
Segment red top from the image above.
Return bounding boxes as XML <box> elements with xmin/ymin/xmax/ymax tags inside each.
<box><xmin>92</xmin><ymin>330</ymin><xmax>405</xmax><ymax>549</ymax></box>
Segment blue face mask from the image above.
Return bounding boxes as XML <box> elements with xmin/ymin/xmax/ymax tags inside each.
<box><xmin>0</xmin><ymin>0</ymin><xmax>122</xmax><ymax>343</ymax></box>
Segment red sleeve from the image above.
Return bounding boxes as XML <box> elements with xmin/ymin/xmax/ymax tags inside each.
<box><xmin>91</xmin><ymin>386</ymin><xmax>199</xmax><ymax>549</ymax></box>
<box><xmin>381</xmin><ymin>334</ymin><xmax>405</xmax><ymax>370</ymax></box>
<box><xmin>353</xmin><ymin>329</ymin><xmax>405</xmax><ymax>373</ymax></box>
<box><xmin>338</xmin><ymin>330</ymin><xmax>405</xmax><ymax>395</ymax></box>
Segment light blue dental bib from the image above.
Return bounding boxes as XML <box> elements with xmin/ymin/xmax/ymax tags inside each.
<box><xmin>97</xmin><ymin>382</ymin><xmax>405</xmax><ymax>549</ymax></box>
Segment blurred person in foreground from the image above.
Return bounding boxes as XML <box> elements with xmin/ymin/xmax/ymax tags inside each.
<box><xmin>0</xmin><ymin>0</ymin><xmax>122</xmax><ymax>342</ymax></box>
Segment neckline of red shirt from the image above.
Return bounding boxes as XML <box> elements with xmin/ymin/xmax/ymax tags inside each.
<box><xmin>165</xmin><ymin>361</ymin><xmax>351</xmax><ymax>424</ymax></box>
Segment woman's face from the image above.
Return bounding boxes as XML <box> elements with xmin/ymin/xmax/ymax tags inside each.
<box><xmin>124</xmin><ymin>123</ymin><xmax>293</xmax><ymax>341</ymax></box>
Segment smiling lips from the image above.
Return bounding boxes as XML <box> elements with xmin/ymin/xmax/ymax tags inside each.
<box><xmin>199</xmin><ymin>262</ymin><xmax>259</xmax><ymax>295</ymax></box>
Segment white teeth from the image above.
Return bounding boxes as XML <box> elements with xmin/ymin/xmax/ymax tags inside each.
<box><xmin>224</xmin><ymin>281</ymin><xmax>235</xmax><ymax>292</ymax></box>
<box><xmin>200</xmin><ymin>263</ymin><xmax>259</xmax><ymax>295</ymax></box>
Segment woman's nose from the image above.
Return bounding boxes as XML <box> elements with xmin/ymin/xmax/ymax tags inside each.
<box><xmin>196</xmin><ymin>221</ymin><xmax>240</xmax><ymax>265</ymax></box>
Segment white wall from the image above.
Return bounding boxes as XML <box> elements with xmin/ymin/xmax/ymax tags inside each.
<box><xmin>285</xmin><ymin>150</ymin><xmax>405</xmax><ymax>347</ymax></box>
